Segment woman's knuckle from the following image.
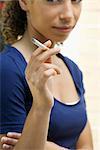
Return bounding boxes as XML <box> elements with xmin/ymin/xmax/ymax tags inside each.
<box><xmin>3</xmin><ymin>137</ymin><xmax>8</xmax><ymax>142</ymax></box>
<box><xmin>42</xmin><ymin>63</ymin><xmax>48</xmax><ymax>69</ymax></box>
<box><xmin>43</xmin><ymin>71</ymin><xmax>48</xmax><ymax>77</ymax></box>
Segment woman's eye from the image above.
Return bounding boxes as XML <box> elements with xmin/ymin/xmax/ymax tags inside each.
<box><xmin>46</xmin><ymin>0</ymin><xmax>82</xmax><ymax>4</ymax></box>
<box><xmin>47</xmin><ymin>0</ymin><xmax>63</xmax><ymax>3</ymax></box>
<box><xmin>72</xmin><ymin>0</ymin><xmax>82</xmax><ymax>4</ymax></box>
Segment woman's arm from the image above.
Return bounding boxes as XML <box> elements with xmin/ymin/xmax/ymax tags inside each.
<box><xmin>0</xmin><ymin>121</ymin><xmax>93</xmax><ymax>150</ymax></box>
<box><xmin>14</xmin><ymin>103</ymin><xmax>52</xmax><ymax>150</ymax></box>
<box><xmin>0</xmin><ymin>40</ymin><xmax>61</xmax><ymax>150</ymax></box>
<box><xmin>0</xmin><ymin>103</ymin><xmax>52</xmax><ymax>150</ymax></box>
<box><xmin>1</xmin><ymin>133</ymin><xmax>68</xmax><ymax>150</ymax></box>
<box><xmin>13</xmin><ymin>40</ymin><xmax>60</xmax><ymax>150</ymax></box>
<box><xmin>76</xmin><ymin>121</ymin><xmax>93</xmax><ymax>150</ymax></box>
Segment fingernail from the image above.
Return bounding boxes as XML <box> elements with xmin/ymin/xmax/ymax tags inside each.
<box><xmin>3</xmin><ymin>144</ymin><xmax>10</xmax><ymax>149</ymax></box>
<box><xmin>44</xmin><ymin>40</ymin><xmax>52</xmax><ymax>45</ymax></box>
<box><xmin>45</xmin><ymin>40</ymin><xmax>51</xmax><ymax>43</ymax></box>
<box><xmin>7</xmin><ymin>132</ymin><xmax>12</xmax><ymax>136</ymax></box>
<box><xmin>1</xmin><ymin>137</ymin><xmax>6</xmax><ymax>142</ymax></box>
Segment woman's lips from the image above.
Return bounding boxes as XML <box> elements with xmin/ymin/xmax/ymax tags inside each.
<box><xmin>52</xmin><ymin>26</ymin><xmax>73</xmax><ymax>33</ymax></box>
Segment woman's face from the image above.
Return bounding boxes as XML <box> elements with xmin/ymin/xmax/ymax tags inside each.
<box><xmin>22</xmin><ymin>0</ymin><xmax>82</xmax><ymax>43</ymax></box>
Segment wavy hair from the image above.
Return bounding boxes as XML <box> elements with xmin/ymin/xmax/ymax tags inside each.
<box><xmin>0</xmin><ymin>1</ymin><xmax>27</xmax><ymax>51</ymax></box>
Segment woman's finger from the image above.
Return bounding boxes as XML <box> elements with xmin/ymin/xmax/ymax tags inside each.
<box><xmin>40</xmin><ymin>63</ymin><xmax>61</xmax><ymax>75</ymax></box>
<box><xmin>31</xmin><ymin>40</ymin><xmax>52</xmax><ymax>60</ymax></box>
<box><xmin>26</xmin><ymin>40</ymin><xmax>51</xmax><ymax>72</ymax></box>
<box><xmin>7</xmin><ymin>132</ymin><xmax>21</xmax><ymax>139</ymax></box>
<box><xmin>37</xmin><ymin>47</ymin><xmax>60</xmax><ymax>64</ymax></box>
<box><xmin>28</xmin><ymin>42</ymin><xmax>60</xmax><ymax>70</ymax></box>
<box><xmin>2</xmin><ymin>143</ymin><xmax>13</xmax><ymax>150</ymax></box>
<box><xmin>1</xmin><ymin>137</ymin><xmax>18</xmax><ymax>146</ymax></box>
<box><xmin>31</xmin><ymin>40</ymin><xmax>52</xmax><ymax>57</ymax></box>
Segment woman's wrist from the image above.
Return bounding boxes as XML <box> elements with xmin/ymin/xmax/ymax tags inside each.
<box><xmin>32</xmin><ymin>93</ymin><xmax>54</xmax><ymax>111</ymax></box>
<box><xmin>32</xmin><ymin>100</ymin><xmax>53</xmax><ymax>114</ymax></box>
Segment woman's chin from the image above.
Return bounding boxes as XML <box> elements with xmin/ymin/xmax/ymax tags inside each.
<box><xmin>50</xmin><ymin>35</ymin><xmax>69</xmax><ymax>44</ymax></box>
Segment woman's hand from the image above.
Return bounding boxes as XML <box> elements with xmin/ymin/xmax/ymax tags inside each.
<box><xmin>1</xmin><ymin>132</ymin><xmax>68</xmax><ymax>150</ymax></box>
<box><xmin>1</xmin><ymin>132</ymin><xmax>21</xmax><ymax>150</ymax></box>
<box><xmin>25</xmin><ymin>40</ymin><xmax>61</xmax><ymax>109</ymax></box>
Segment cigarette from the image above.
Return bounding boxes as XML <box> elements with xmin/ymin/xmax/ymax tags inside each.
<box><xmin>32</xmin><ymin>37</ymin><xmax>49</xmax><ymax>50</ymax></box>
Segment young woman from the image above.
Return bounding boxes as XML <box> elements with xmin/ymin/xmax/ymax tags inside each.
<box><xmin>0</xmin><ymin>0</ymin><xmax>93</xmax><ymax>150</ymax></box>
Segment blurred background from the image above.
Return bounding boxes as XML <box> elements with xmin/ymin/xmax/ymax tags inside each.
<box><xmin>0</xmin><ymin>0</ymin><xmax>100</xmax><ymax>149</ymax></box>
<box><xmin>61</xmin><ymin>0</ymin><xmax>100</xmax><ymax>149</ymax></box>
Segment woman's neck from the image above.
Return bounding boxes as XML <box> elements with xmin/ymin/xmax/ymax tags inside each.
<box><xmin>12</xmin><ymin>30</ymin><xmax>57</xmax><ymax>63</ymax></box>
<box><xmin>20</xmin><ymin>29</ymin><xmax>55</xmax><ymax>51</ymax></box>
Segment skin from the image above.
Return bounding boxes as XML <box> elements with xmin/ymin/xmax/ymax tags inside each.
<box><xmin>25</xmin><ymin>0</ymin><xmax>81</xmax><ymax>43</ymax></box>
<box><xmin>0</xmin><ymin>0</ymin><xmax>93</xmax><ymax>149</ymax></box>
<box><xmin>1</xmin><ymin>122</ymin><xmax>93</xmax><ymax>150</ymax></box>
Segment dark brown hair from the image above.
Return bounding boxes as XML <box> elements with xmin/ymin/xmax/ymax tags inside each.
<box><xmin>0</xmin><ymin>1</ymin><xmax>27</xmax><ymax>51</ymax></box>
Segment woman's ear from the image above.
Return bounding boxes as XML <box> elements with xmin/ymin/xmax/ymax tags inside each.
<box><xmin>18</xmin><ymin>0</ymin><xmax>28</xmax><ymax>11</ymax></box>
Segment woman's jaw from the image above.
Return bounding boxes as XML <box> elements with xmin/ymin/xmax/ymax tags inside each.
<box><xmin>26</xmin><ymin>22</ymin><xmax>74</xmax><ymax>49</ymax></box>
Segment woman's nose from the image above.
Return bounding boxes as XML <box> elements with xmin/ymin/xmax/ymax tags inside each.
<box><xmin>59</xmin><ymin>0</ymin><xmax>74</xmax><ymax>23</ymax></box>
